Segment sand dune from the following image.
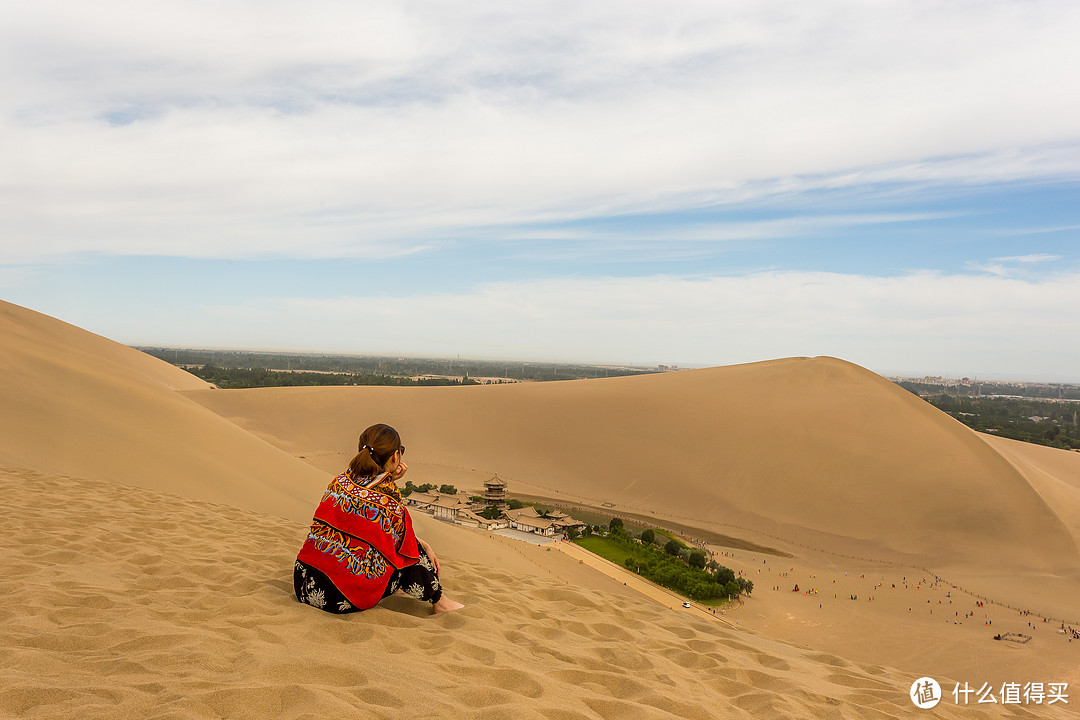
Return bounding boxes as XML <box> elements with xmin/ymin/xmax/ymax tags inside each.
<box><xmin>3</xmin><ymin>299</ymin><xmax>1078</xmax><ymax>717</ymax></box>
<box><xmin>0</xmin><ymin>300</ymin><xmax>326</xmax><ymax>520</ymax></box>
<box><xmin>186</xmin><ymin>358</ymin><xmax>1080</xmax><ymax>596</ymax></box>
<box><xmin>983</xmin><ymin>434</ymin><xmax>1080</xmax><ymax>548</ymax></box>
<box><xmin>7</xmin><ymin>467</ymin><xmax>1066</xmax><ymax>720</ymax></box>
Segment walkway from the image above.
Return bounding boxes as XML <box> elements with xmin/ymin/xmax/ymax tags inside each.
<box><xmin>493</xmin><ymin>528</ymin><xmax>558</xmax><ymax>546</ymax></box>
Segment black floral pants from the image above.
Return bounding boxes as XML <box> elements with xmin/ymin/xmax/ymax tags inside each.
<box><xmin>294</xmin><ymin>545</ymin><xmax>442</xmax><ymax>614</ymax></box>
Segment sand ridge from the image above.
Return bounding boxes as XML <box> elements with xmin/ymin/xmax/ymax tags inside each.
<box><xmin>0</xmin><ymin>300</ymin><xmax>327</xmax><ymax>521</ymax></box>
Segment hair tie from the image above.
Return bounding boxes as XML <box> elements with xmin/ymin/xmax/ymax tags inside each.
<box><xmin>361</xmin><ymin>445</ymin><xmax>374</xmax><ymax>453</ymax></box>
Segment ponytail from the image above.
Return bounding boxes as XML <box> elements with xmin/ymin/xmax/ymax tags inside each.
<box><xmin>348</xmin><ymin>424</ymin><xmax>402</xmax><ymax>477</ymax></box>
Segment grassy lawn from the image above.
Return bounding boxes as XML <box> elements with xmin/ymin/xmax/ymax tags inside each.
<box><xmin>573</xmin><ymin>536</ymin><xmax>638</xmax><ymax>568</ymax></box>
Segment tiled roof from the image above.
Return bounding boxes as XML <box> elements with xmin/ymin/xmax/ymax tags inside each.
<box><xmin>513</xmin><ymin>516</ymin><xmax>555</xmax><ymax>530</ymax></box>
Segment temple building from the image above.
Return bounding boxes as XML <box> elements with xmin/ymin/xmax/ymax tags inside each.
<box><xmin>482</xmin><ymin>474</ymin><xmax>507</xmax><ymax>511</ymax></box>
<box><xmin>405</xmin><ymin>476</ymin><xmax>586</xmax><ymax>539</ymax></box>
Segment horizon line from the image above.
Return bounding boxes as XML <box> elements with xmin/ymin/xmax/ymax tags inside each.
<box><xmin>131</xmin><ymin>345</ymin><xmax>1080</xmax><ymax>386</ymax></box>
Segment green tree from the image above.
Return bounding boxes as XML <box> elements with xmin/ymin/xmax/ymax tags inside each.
<box><xmin>609</xmin><ymin>517</ymin><xmax>624</xmax><ymax>532</ymax></box>
<box><xmin>480</xmin><ymin>506</ymin><xmax>501</xmax><ymax>520</ymax></box>
<box><xmin>438</xmin><ymin>484</ymin><xmax>457</xmax><ymax>495</ymax></box>
<box><xmin>664</xmin><ymin>539</ymin><xmax>681</xmax><ymax>556</ymax></box>
<box><xmin>714</xmin><ymin>566</ymin><xmax>735</xmax><ymax>585</ymax></box>
<box><xmin>688</xmin><ymin>550</ymin><xmax>706</xmax><ymax>569</ymax></box>
<box><xmin>508</xmin><ymin>499</ymin><xmax>525</xmax><ymax>509</ymax></box>
<box><xmin>640</xmin><ymin>528</ymin><xmax>655</xmax><ymax>544</ymax></box>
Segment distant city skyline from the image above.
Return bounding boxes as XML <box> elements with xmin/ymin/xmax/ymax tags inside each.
<box><xmin>2</xmin><ymin>2</ymin><xmax>1078</xmax><ymax>381</ymax></box>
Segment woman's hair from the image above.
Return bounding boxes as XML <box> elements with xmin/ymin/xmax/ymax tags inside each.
<box><xmin>348</xmin><ymin>423</ymin><xmax>402</xmax><ymax>477</ymax></box>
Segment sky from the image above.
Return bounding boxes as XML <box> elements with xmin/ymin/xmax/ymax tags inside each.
<box><xmin>1</xmin><ymin>1</ymin><xmax>1079</xmax><ymax>381</ymax></box>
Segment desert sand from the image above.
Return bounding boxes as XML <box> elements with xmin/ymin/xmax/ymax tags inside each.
<box><xmin>1</xmin><ymin>298</ymin><xmax>1076</xmax><ymax>718</ymax></box>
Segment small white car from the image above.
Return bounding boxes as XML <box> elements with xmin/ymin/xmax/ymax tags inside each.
<box><xmin>682</xmin><ymin>601</ymin><xmax>691</xmax><ymax>608</ymax></box>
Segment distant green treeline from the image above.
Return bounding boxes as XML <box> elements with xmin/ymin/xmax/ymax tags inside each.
<box><xmin>897</xmin><ymin>380</ymin><xmax>1080</xmax><ymax>401</ymax></box>
<box><xmin>899</xmin><ymin>385</ymin><xmax>1080</xmax><ymax>451</ymax></box>
<box><xmin>185</xmin><ymin>364</ymin><xmax>478</xmax><ymax>389</ymax></box>
<box><xmin>137</xmin><ymin>347</ymin><xmax>655</xmax><ymax>384</ymax></box>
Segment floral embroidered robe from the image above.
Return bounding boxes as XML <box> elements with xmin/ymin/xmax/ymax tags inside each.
<box><xmin>296</xmin><ymin>470</ymin><xmax>420</xmax><ymax>610</ymax></box>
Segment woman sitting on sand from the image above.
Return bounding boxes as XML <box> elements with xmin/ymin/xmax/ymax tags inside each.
<box><xmin>294</xmin><ymin>423</ymin><xmax>464</xmax><ymax>616</ymax></box>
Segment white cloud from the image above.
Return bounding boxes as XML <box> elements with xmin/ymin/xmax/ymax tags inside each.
<box><xmin>997</xmin><ymin>224</ymin><xmax>1080</xmax><ymax>237</ymax></box>
<box><xmin>1</xmin><ymin>1</ymin><xmax>1079</xmax><ymax>262</ymax></box>
<box><xmin>969</xmin><ymin>253</ymin><xmax>1065</xmax><ymax>277</ymax></box>
<box><xmin>122</xmin><ymin>270</ymin><xmax>1079</xmax><ymax>380</ymax></box>
<box><xmin>510</xmin><ymin>212</ymin><xmax>954</xmax><ymax>243</ymax></box>
<box><xmin>990</xmin><ymin>254</ymin><xmax>1062</xmax><ymax>264</ymax></box>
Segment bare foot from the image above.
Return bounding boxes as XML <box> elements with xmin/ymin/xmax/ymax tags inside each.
<box><xmin>432</xmin><ymin>596</ymin><xmax>465</xmax><ymax>615</ymax></box>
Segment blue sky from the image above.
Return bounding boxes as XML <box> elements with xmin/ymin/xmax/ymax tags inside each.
<box><xmin>2</xmin><ymin>2</ymin><xmax>1079</xmax><ymax>380</ymax></box>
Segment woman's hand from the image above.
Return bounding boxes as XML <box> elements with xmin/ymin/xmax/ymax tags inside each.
<box><xmin>392</xmin><ymin>456</ymin><xmax>408</xmax><ymax>480</ymax></box>
<box><xmin>418</xmin><ymin>538</ymin><xmax>440</xmax><ymax>575</ymax></box>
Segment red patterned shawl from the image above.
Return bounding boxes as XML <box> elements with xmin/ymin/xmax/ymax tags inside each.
<box><xmin>296</xmin><ymin>470</ymin><xmax>420</xmax><ymax>610</ymax></box>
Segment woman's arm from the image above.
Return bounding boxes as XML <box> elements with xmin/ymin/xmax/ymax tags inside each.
<box><xmin>417</xmin><ymin>538</ymin><xmax>440</xmax><ymax>574</ymax></box>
